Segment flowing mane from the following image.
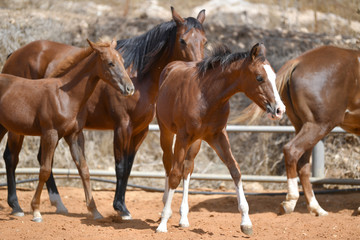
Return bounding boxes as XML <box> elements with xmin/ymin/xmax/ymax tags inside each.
<box><xmin>196</xmin><ymin>44</ymin><xmax>249</xmax><ymax>75</ymax></box>
<box><xmin>116</xmin><ymin>17</ymin><xmax>204</xmax><ymax>79</ymax></box>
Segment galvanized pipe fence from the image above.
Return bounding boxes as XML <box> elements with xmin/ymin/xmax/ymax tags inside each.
<box><xmin>1</xmin><ymin>124</ymin><xmax>359</xmax><ymax>186</ymax></box>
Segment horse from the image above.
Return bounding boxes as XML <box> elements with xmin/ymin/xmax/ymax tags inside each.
<box><xmin>1</xmin><ymin>7</ymin><xmax>207</xmax><ymax>219</ymax></box>
<box><xmin>0</xmin><ymin>39</ymin><xmax>134</xmax><ymax>222</ymax></box>
<box><xmin>155</xmin><ymin>43</ymin><xmax>286</xmax><ymax>235</ymax></box>
<box><xmin>239</xmin><ymin>45</ymin><xmax>360</xmax><ymax>216</ymax></box>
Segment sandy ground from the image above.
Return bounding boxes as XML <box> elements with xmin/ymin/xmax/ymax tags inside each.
<box><xmin>0</xmin><ymin>187</ymin><xmax>359</xmax><ymax>239</ymax></box>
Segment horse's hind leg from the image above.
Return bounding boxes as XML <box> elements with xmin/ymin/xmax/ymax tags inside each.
<box><xmin>179</xmin><ymin>139</ymin><xmax>201</xmax><ymax>228</ymax></box>
<box><xmin>31</xmin><ymin>130</ymin><xmax>59</xmax><ymax>222</ymax></box>
<box><xmin>205</xmin><ymin>128</ymin><xmax>252</xmax><ymax>236</ymax></box>
<box><xmin>36</xmin><ymin>145</ymin><xmax>68</xmax><ymax>214</ymax></box>
<box><xmin>4</xmin><ymin>133</ymin><xmax>24</xmax><ymax>216</ymax></box>
<box><xmin>64</xmin><ymin>131</ymin><xmax>102</xmax><ymax>220</ymax></box>
<box><xmin>281</xmin><ymin>122</ymin><xmax>330</xmax><ymax>216</ymax></box>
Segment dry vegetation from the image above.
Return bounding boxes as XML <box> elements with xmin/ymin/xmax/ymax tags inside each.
<box><xmin>0</xmin><ymin>0</ymin><xmax>359</xmax><ymax>192</ymax></box>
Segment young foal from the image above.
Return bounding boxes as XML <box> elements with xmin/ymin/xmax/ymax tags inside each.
<box><xmin>1</xmin><ymin>7</ymin><xmax>206</xmax><ymax>219</ymax></box>
<box><xmin>0</xmin><ymin>40</ymin><xmax>133</xmax><ymax>222</ymax></box>
<box><xmin>155</xmin><ymin>44</ymin><xmax>285</xmax><ymax>234</ymax></box>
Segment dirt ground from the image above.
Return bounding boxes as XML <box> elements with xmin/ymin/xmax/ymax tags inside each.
<box><xmin>0</xmin><ymin>187</ymin><xmax>359</xmax><ymax>240</ymax></box>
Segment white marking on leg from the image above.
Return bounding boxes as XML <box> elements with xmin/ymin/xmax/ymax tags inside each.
<box><xmin>179</xmin><ymin>174</ymin><xmax>190</xmax><ymax>228</ymax></box>
<box><xmin>162</xmin><ymin>176</ymin><xmax>169</xmax><ymax>205</ymax></box>
<box><xmin>284</xmin><ymin>177</ymin><xmax>300</xmax><ymax>212</ymax></box>
<box><xmin>157</xmin><ymin>188</ymin><xmax>175</xmax><ymax>233</ymax></box>
<box><xmin>236</xmin><ymin>181</ymin><xmax>252</xmax><ymax>228</ymax></box>
<box><xmin>308</xmin><ymin>191</ymin><xmax>328</xmax><ymax>216</ymax></box>
<box><xmin>263</xmin><ymin>64</ymin><xmax>286</xmax><ymax>116</ymax></box>
<box><xmin>49</xmin><ymin>192</ymin><xmax>68</xmax><ymax>214</ymax></box>
<box><xmin>32</xmin><ymin>210</ymin><xmax>42</xmax><ymax>222</ymax></box>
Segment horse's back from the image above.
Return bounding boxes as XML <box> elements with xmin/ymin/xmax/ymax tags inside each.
<box><xmin>159</xmin><ymin>61</ymin><xmax>197</xmax><ymax>88</ymax></box>
<box><xmin>283</xmin><ymin>45</ymin><xmax>360</xmax><ymax>127</ymax></box>
<box><xmin>2</xmin><ymin>40</ymin><xmax>79</xmax><ymax>79</ymax></box>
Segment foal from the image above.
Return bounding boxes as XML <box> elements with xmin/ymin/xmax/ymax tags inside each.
<box><xmin>155</xmin><ymin>44</ymin><xmax>285</xmax><ymax>234</ymax></box>
<box><xmin>0</xmin><ymin>39</ymin><xmax>134</xmax><ymax>222</ymax></box>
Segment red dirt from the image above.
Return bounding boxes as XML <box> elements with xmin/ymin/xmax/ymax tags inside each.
<box><xmin>0</xmin><ymin>187</ymin><xmax>359</xmax><ymax>239</ymax></box>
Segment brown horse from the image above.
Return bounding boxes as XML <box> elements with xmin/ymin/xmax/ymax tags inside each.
<box><xmin>1</xmin><ymin>7</ymin><xmax>206</xmax><ymax>219</ymax></box>
<box><xmin>241</xmin><ymin>45</ymin><xmax>360</xmax><ymax>216</ymax></box>
<box><xmin>0</xmin><ymin>39</ymin><xmax>134</xmax><ymax>222</ymax></box>
<box><xmin>155</xmin><ymin>43</ymin><xmax>285</xmax><ymax>235</ymax></box>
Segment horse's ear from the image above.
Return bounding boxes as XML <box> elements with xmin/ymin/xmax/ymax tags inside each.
<box><xmin>171</xmin><ymin>6</ymin><xmax>185</xmax><ymax>26</ymax></box>
<box><xmin>197</xmin><ymin>9</ymin><xmax>206</xmax><ymax>24</ymax></box>
<box><xmin>250</xmin><ymin>43</ymin><xmax>266</xmax><ymax>61</ymax></box>
<box><xmin>87</xmin><ymin>39</ymin><xmax>97</xmax><ymax>51</ymax></box>
<box><xmin>110</xmin><ymin>38</ymin><xmax>117</xmax><ymax>49</ymax></box>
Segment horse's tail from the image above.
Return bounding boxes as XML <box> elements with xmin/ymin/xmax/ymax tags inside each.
<box><xmin>230</xmin><ymin>59</ymin><xmax>299</xmax><ymax>124</ymax></box>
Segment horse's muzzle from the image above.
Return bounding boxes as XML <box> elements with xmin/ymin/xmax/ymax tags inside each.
<box><xmin>266</xmin><ymin>103</ymin><xmax>285</xmax><ymax>120</ymax></box>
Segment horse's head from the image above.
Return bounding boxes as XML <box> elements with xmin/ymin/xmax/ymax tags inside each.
<box><xmin>172</xmin><ymin>7</ymin><xmax>207</xmax><ymax>62</ymax></box>
<box><xmin>242</xmin><ymin>43</ymin><xmax>285</xmax><ymax>120</ymax></box>
<box><xmin>87</xmin><ymin>39</ymin><xmax>135</xmax><ymax>96</ymax></box>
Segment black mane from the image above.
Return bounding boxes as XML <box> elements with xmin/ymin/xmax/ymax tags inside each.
<box><xmin>197</xmin><ymin>44</ymin><xmax>249</xmax><ymax>75</ymax></box>
<box><xmin>116</xmin><ymin>17</ymin><xmax>204</xmax><ymax>79</ymax></box>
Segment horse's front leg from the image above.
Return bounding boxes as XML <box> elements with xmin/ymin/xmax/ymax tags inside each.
<box><xmin>206</xmin><ymin>128</ymin><xmax>252</xmax><ymax>236</ymax></box>
<box><xmin>4</xmin><ymin>132</ymin><xmax>25</xmax><ymax>216</ymax></box>
<box><xmin>179</xmin><ymin>139</ymin><xmax>201</xmax><ymax>228</ymax></box>
<box><xmin>282</xmin><ymin>122</ymin><xmax>329</xmax><ymax>216</ymax></box>
<box><xmin>157</xmin><ymin>132</ymin><xmax>190</xmax><ymax>233</ymax></box>
<box><xmin>113</xmin><ymin>125</ymin><xmax>134</xmax><ymax>220</ymax></box>
<box><xmin>36</xmin><ymin>145</ymin><xmax>68</xmax><ymax>214</ymax></box>
<box><xmin>64</xmin><ymin>131</ymin><xmax>102</xmax><ymax>220</ymax></box>
<box><xmin>31</xmin><ymin>130</ymin><xmax>58</xmax><ymax>222</ymax></box>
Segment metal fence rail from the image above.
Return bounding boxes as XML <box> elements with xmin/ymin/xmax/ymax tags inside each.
<box><xmin>152</xmin><ymin>124</ymin><xmax>346</xmax><ymax>178</ymax></box>
<box><xmin>0</xmin><ymin>168</ymin><xmax>359</xmax><ymax>185</ymax></box>
<box><xmin>0</xmin><ymin>124</ymin><xmax>355</xmax><ymax>186</ymax></box>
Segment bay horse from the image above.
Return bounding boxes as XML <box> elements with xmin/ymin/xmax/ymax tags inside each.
<box><xmin>239</xmin><ymin>45</ymin><xmax>360</xmax><ymax>216</ymax></box>
<box><xmin>0</xmin><ymin>39</ymin><xmax>134</xmax><ymax>222</ymax></box>
<box><xmin>1</xmin><ymin>7</ymin><xmax>206</xmax><ymax>219</ymax></box>
<box><xmin>155</xmin><ymin>43</ymin><xmax>285</xmax><ymax>235</ymax></box>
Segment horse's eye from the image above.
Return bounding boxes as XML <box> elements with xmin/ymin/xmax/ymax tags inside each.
<box><xmin>180</xmin><ymin>38</ymin><xmax>187</xmax><ymax>46</ymax></box>
<box><xmin>256</xmin><ymin>75</ymin><xmax>264</xmax><ymax>83</ymax></box>
<box><xmin>108</xmin><ymin>62</ymin><xmax>115</xmax><ymax>67</ymax></box>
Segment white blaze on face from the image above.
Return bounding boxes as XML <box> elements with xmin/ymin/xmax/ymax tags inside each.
<box><xmin>263</xmin><ymin>64</ymin><xmax>286</xmax><ymax>116</ymax></box>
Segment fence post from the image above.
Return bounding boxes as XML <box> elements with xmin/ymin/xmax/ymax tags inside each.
<box><xmin>312</xmin><ymin>139</ymin><xmax>325</xmax><ymax>178</ymax></box>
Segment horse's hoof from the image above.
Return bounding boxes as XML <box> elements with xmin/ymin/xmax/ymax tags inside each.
<box><xmin>317</xmin><ymin>209</ymin><xmax>328</xmax><ymax>217</ymax></box>
<box><xmin>357</xmin><ymin>206</ymin><xmax>360</xmax><ymax>215</ymax></box>
<box><xmin>93</xmin><ymin>211</ymin><xmax>104</xmax><ymax>220</ymax></box>
<box><xmin>156</xmin><ymin>226</ymin><xmax>168</xmax><ymax>233</ymax></box>
<box><xmin>55</xmin><ymin>206</ymin><xmax>68</xmax><ymax>214</ymax></box>
<box><xmin>117</xmin><ymin>211</ymin><xmax>132</xmax><ymax>220</ymax></box>
<box><xmin>11</xmin><ymin>210</ymin><xmax>25</xmax><ymax>217</ymax></box>
<box><xmin>179</xmin><ymin>221</ymin><xmax>190</xmax><ymax>228</ymax></box>
<box><xmin>32</xmin><ymin>217</ymin><xmax>43</xmax><ymax>222</ymax></box>
<box><xmin>54</xmin><ymin>203</ymin><xmax>68</xmax><ymax>214</ymax></box>
<box><xmin>240</xmin><ymin>225</ymin><xmax>253</xmax><ymax>236</ymax></box>
<box><xmin>279</xmin><ymin>202</ymin><xmax>293</xmax><ymax>215</ymax></box>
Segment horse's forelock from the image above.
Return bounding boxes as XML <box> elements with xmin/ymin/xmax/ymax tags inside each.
<box><xmin>184</xmin><ymin>17</ymin><xmax>204</xmax><ymax>31</ymax></box>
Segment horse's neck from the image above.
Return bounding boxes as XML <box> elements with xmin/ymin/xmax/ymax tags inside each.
<box><xmin>201</xmin><ymin>62</ymin><xmax>243</xmax><ymax>104</ymax></box>
<box><xmin>137</xmin><ymin>54</ymin><xmax>172</xmax><ymax>104</ymax></box>
<box><xmin>60</xmin><ymin>53</ymin><xmax>100</xmax><ymax>108</ymax></box>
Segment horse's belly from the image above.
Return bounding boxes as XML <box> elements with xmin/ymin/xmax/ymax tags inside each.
<box><xmin>340</xmin><ymin>109</ymin><xmax>360</xmax><ymax>135</ymax></box>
